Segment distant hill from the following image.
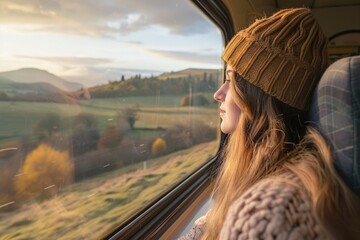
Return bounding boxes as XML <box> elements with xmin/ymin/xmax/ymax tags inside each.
<box><xmin>76</xmin><ymin>68</ymin><xmax>220</xmax><ymax>99</ymax></box>
<box><xmin>158</xmin><ymin>68</ymin><xmax>221</xmax><ymax>80</ymax></box>
<box><xmin>0</xmin><ymin>77</ymin><xmax>78</xmax><ymax>104</ymax></box>
<box><xmin>0</xmin><ymin>68</ymin><xmax>83</xmax><ymax>91</ymax></box>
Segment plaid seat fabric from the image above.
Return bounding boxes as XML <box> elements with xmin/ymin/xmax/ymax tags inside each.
<box><xmin>310</xmin><ymin>56</ymin><xmax>360</xmax><ymax>196</ymax></box>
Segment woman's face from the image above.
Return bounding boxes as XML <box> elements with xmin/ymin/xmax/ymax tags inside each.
<box><xmin>213</xmin><ymin>65</ymin><xmax>241</xmax><ymax>134</ymax></box>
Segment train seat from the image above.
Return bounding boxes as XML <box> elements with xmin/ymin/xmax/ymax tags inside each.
<box><xmin>309</xmin><ymin>56</ymin><xmax>360</xmax><ymax>196</ymax></box>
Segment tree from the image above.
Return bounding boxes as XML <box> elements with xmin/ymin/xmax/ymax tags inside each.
<box><xmin>163</xmin><ymin>124</ymin><xmax>192</xmax><ymax>152</ymax></box>
<box><xmin>151</xmin><ymin>137</ymin><xmax>167</xmax><ymax>156</ymax></box>
<box><xmin>120</xmin><ymin>107</ymin><xmax>138</xmax><ymax>130</ymax></box>
<box><xmin>33</xmin><ymin>113</ymin><xmax>61</xmax><ymax>140</ymax></box>
<box><xmin>15</xmin><ymin>144</ymin><xmax>73</xmax><ymax>199</ymax></box>
<box><xmin>180</xmin><ymin>93</ymin><xmax>209</xmax><ymax>107</ymax></box>
<box><xmin>203</xmin><ymin>72</ymin><xmax>208</xmax><ymax>81</ymax></box>
<box><xmin>98</xmin><ymin>125</ymin><xmax>122</xmax><ymax>149</ymax></box>
<box><xmin>72</xmin><ymin>113</ymin><xmax>100</xmax><ymax>156</ymax></box>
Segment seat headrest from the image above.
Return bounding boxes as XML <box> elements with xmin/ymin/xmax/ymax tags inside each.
<box><xmin>309</xmin><ymin>56</ymin><xmax>360</xmax><ymax>196</ymax></box>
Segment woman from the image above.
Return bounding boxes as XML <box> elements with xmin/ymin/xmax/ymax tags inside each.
<box><xmin>180</xmin><ymin>8</ymin><xmax>360</xmax><ymax>240</ymax></box>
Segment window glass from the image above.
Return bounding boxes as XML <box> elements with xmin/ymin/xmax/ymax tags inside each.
<box><xmin>0</xmin><ymin>0</ymin><xmax>222</xmax><ymax>239</ymax></box>
<box><xmin>328</xmin><ymin>31</ymin><xmax>360</xmax><ymax>62</ymax></box>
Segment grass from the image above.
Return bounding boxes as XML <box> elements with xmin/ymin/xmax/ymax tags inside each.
<box><xmin>0</xmin><ymin>140</ymin><xmax>218</xmax><ymax>240</ymax></box>
<box><xmin>0</xmin><ymin>95</ymin><xmax>218</xmax><ymax>143</ymax></box>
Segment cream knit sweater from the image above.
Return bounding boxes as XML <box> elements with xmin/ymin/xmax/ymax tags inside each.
<box><xmin>179</xmin><ymin>173</ymin><xmax>330</xmax><ymax>240</ymax></box>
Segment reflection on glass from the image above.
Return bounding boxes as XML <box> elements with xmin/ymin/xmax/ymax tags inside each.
<box><xmin>0</xmin><ymin>0</ymin><xmax>222</xmax><ymax>239</ymax></box>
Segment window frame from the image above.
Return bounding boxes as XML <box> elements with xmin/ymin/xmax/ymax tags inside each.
<box><xmin>105</xmin><ymin>0</ymin><xmax>234</xmax><ymax>239</ymax></box>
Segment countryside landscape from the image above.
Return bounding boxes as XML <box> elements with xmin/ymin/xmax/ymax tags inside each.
<box><xmin>0</xmin><ymin>67</ymin><xmax>221</xmax><ymax>239</ymax></box>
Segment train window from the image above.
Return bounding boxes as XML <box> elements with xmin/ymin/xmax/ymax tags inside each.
<box><xmin>328</xmin><ymin>31</ymin><xmax>360</xmax><ymax>62</ymax></box>
<box><xmin>0</xmin><ymin>0</ymin><xmax>222</xmax><ymax>239</ymax></box>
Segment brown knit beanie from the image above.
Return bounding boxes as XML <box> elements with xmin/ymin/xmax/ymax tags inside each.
<box><xmin>222</xmin><ymin>8</ymin><xmax>328</xmax><ymax>110</ymax></box>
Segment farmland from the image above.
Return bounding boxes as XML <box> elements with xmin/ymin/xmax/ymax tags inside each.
<box><xmin>0</xmin><ymin>94</ymin><xmax>218</xmax><ymax>143</ymax></box>
<box><xmin>0</xmin><ymin>140</ymin><xmax>218</xmax><ymax>240</ymax></box>
<box><xmin>0</xmin><ymin>93</ymin><xmax>220</xmax><ymax>239</ymax></box>
<box><xmin>0</xmin><ymin>66</ymin><xmax>221</xmax><ymax>240</ymax></box>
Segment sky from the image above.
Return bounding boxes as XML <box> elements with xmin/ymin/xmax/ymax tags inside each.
<box><xmin>0</xmin><ymin>0</ymin><xmax>224</xmax><ymax>87</ymax></box>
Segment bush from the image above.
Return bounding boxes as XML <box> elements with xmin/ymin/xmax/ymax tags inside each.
<box><xmin>72</xmin><ymin>125</ymin><xmax>99</xmax><ymax>156</ymax></box>
<box><xmin>119</xmin><ymin>107</ymin><xmax>138</xmax><ymax>129</ymax></box>
<box><xmin>33</xmin><ymin>113</ymin><xmax>62</xmax><ymax>140</ymax></box>
<box><xmin>74</xmin><ymin>113</ymin><xmax>96</xmax><ymax>127</ymax></box>
<box><xmin>179</xmin><ymin>93</ymin><xmax>210</xmax><ymax>107</ymax></box>
<box><xmin>72</xmin><ymin>113</ymin><xmax>100</xmax><ymax>156</ymax></box>
<box><xmin>163</xmin><ymin>124</ymin><xmax>192</xmax><ymax>152</ymax></box>
<box><xmin>74</xmin><ymin>137</ymin><xmax>144</xmax><ymax>180</ymax></box>
<box><xmin>163</xmin><ymin>120</ymin><xmax>216</xmax><ymax>153</ymax></box>
<box><xmin>151</xmin><ymin>137</ymin><xmax>167</xmax><ymax>156</ymax></box>
<box><xmin>15</xmin><ymin>144</ymin><xmax>73</xmax><ymax>199</ymax></box>
<box><xmin>189</xmin><ymin>120</ymin><xmax>217</xmax><ymax>144</ymax></box>
<box><xmin>98</xmin><ymin>125</ymin><xmax>122</xmax><ymax>149</ymax></box>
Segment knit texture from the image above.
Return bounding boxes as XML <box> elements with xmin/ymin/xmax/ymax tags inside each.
<box><xmin>222</xmin><ymin>8</ymin><xmax>328</xmax><ymax>111</ymax></box>
<box><xmin>178</xmin><ymin>215</ymin><xmax>207</xmax><ymax>240</ymax></box>
<box><xmin>179</xmin><ymin>173</ymin><xmax>329</xmax><ymax>240</ymax></box>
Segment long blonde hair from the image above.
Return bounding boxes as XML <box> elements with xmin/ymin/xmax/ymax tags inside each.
<box><xmin>202</xmin><ymin>74</ymin><xmax>360</xmax><ymax>239</ymax></box>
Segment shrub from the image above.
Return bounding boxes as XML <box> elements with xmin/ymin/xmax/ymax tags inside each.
<box><xmin>74</xmin><ymin>137</ymin><xmax>143</xmax><ymax>180</ymax></box>
<box><xmin>74</xmin><ymin>148</ymin><xmax>116</xmax><ymax>180</ymax></box>
<box><xmin>74</xmin><ymin>113</ymin><xmax>98</xmax><ymax>128</ymax></box>
<box><xmin>163</xmin><ymin>120</ymin><xmax>216</xmax><ymax>154</ymax></box>
<box><xmin>151</xmin><ymin>137</ymin><xmax>167</xmax><ymax>156</ymax></box>
<box><xmin>163</xmin><ymin>124</ymin><xmax>192</xmax><ymax>152</ymax></box>
<box><xmin>71</xmin><ymin>113</ymin><xmax>100</xmax><ymax>156</ymax></box>
<box><xmin>33</xmin><ymin>113</ymin><xmax>62</xmax><ymax>140</ymax></box>
<box><xmin>179</xmin><ymin>93</ymin><xmax>210</xmax><ymax>107</ymax></box>
<box><xmin>189</xmin><ymin>120</ymin><xmax>217</xmax><ymax>144</ymax></box>
<box><xmin>72</xmin><ymin>125</ymin><xmax>99</xmax><ymax>156</ymax></box>
<box><xmin>98</xmin><ymin>125</ymin><xmax>122</xmax><ymax>149</ymax></box>
<box><xmin>119</xmin><ymin>107</ymin><xmax>138</xmax><ymax>129</ymax></box>
<box><xmin>15</xmin><ymin>144</ymin><xmax>73</xmax><ymax>199</ymax></box>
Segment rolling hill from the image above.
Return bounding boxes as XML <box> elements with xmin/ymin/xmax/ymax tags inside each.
<box><xmin>0</xmin><ymin>77</ymin><xmax>78</xmax><ymax>104</ymax></box>
<box><xmin>0</xmin><ymin>68</ymin><xmax>83</xmax><ymax>91</ymax></box>
<box><xmin>158</xmin><ymin>68</ymin><xmax>221</xmax><ymax>80</ymax></box>
<box><xmin>74</xmin><ymin>67</ymin><xmax>220</xmax><ymax>99</ymax></box>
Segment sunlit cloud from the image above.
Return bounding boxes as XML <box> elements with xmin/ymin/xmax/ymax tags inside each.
<box><xmin>0</xmin><ymin>0</ymin><xmax>213</xmax><ymax>38</ymax></box>
<box><xmin>17</xmin><ymin>55</ymin><xmax>114</xmax><ymax>66</ymax></box>
<box><xmin>149</xmin><ymin>49</ymin><xmax>220</xmax><ymax>65</ymax></box>
<box><xmin>0</xmin><ymin>0</ymin><xmax>223</xmax><ymax>86</ymax></box>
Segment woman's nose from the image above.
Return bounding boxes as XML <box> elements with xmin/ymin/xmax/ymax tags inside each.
<box><xmin>214</xmin><ymin>86</ymin><xmax>225</xmax><ymax>102</ymax></box>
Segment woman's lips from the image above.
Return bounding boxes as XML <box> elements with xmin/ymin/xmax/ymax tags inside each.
<box><xmin>220</xmin><ymin>108</ymin><xmax>225</xmax><ymax>116</ymax></box>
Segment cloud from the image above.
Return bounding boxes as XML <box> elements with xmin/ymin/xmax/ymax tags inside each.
<box><xmin>150</xmin><ymin>49</ymin><xmax>220</xmax><ymax>65</ymax></box>
<box><xmin>0</xmin><ymin>0</ymin><xmax>213</xmax><ymax>37</ymax></box>
<box><xmin>17</xmin><ymin>55</ymin><xmax>113</xmax><ymax>66</ymax></box>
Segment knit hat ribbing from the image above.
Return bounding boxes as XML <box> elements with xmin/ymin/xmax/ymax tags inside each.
<box><xmin>222</xmin><ymin>8</ymin><xmax>328</xmax><ymax>110</ymax></box>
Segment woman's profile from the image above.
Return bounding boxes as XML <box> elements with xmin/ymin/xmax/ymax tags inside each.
<box><xmin>180</xmin><ymin>8</ymin><xmax>360</xmax><ymax>240</ymax></box>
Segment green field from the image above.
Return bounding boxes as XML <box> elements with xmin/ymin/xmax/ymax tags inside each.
<box><xmin>0</xmin><ymin>95</ymin><xmax>218</xmax><ymax>144</ymax></box>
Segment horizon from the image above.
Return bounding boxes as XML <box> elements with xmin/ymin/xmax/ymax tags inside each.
<box><xmin>0</xmin><ymin>66</ymin><xmax>222</xmax><ymax>89</ymax></box>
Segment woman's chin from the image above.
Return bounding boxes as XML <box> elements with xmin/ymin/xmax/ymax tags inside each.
<box><xmin>220</xmin><ymin>123</ymin><xmax>234</xmax><ymax>134</ymax></box>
